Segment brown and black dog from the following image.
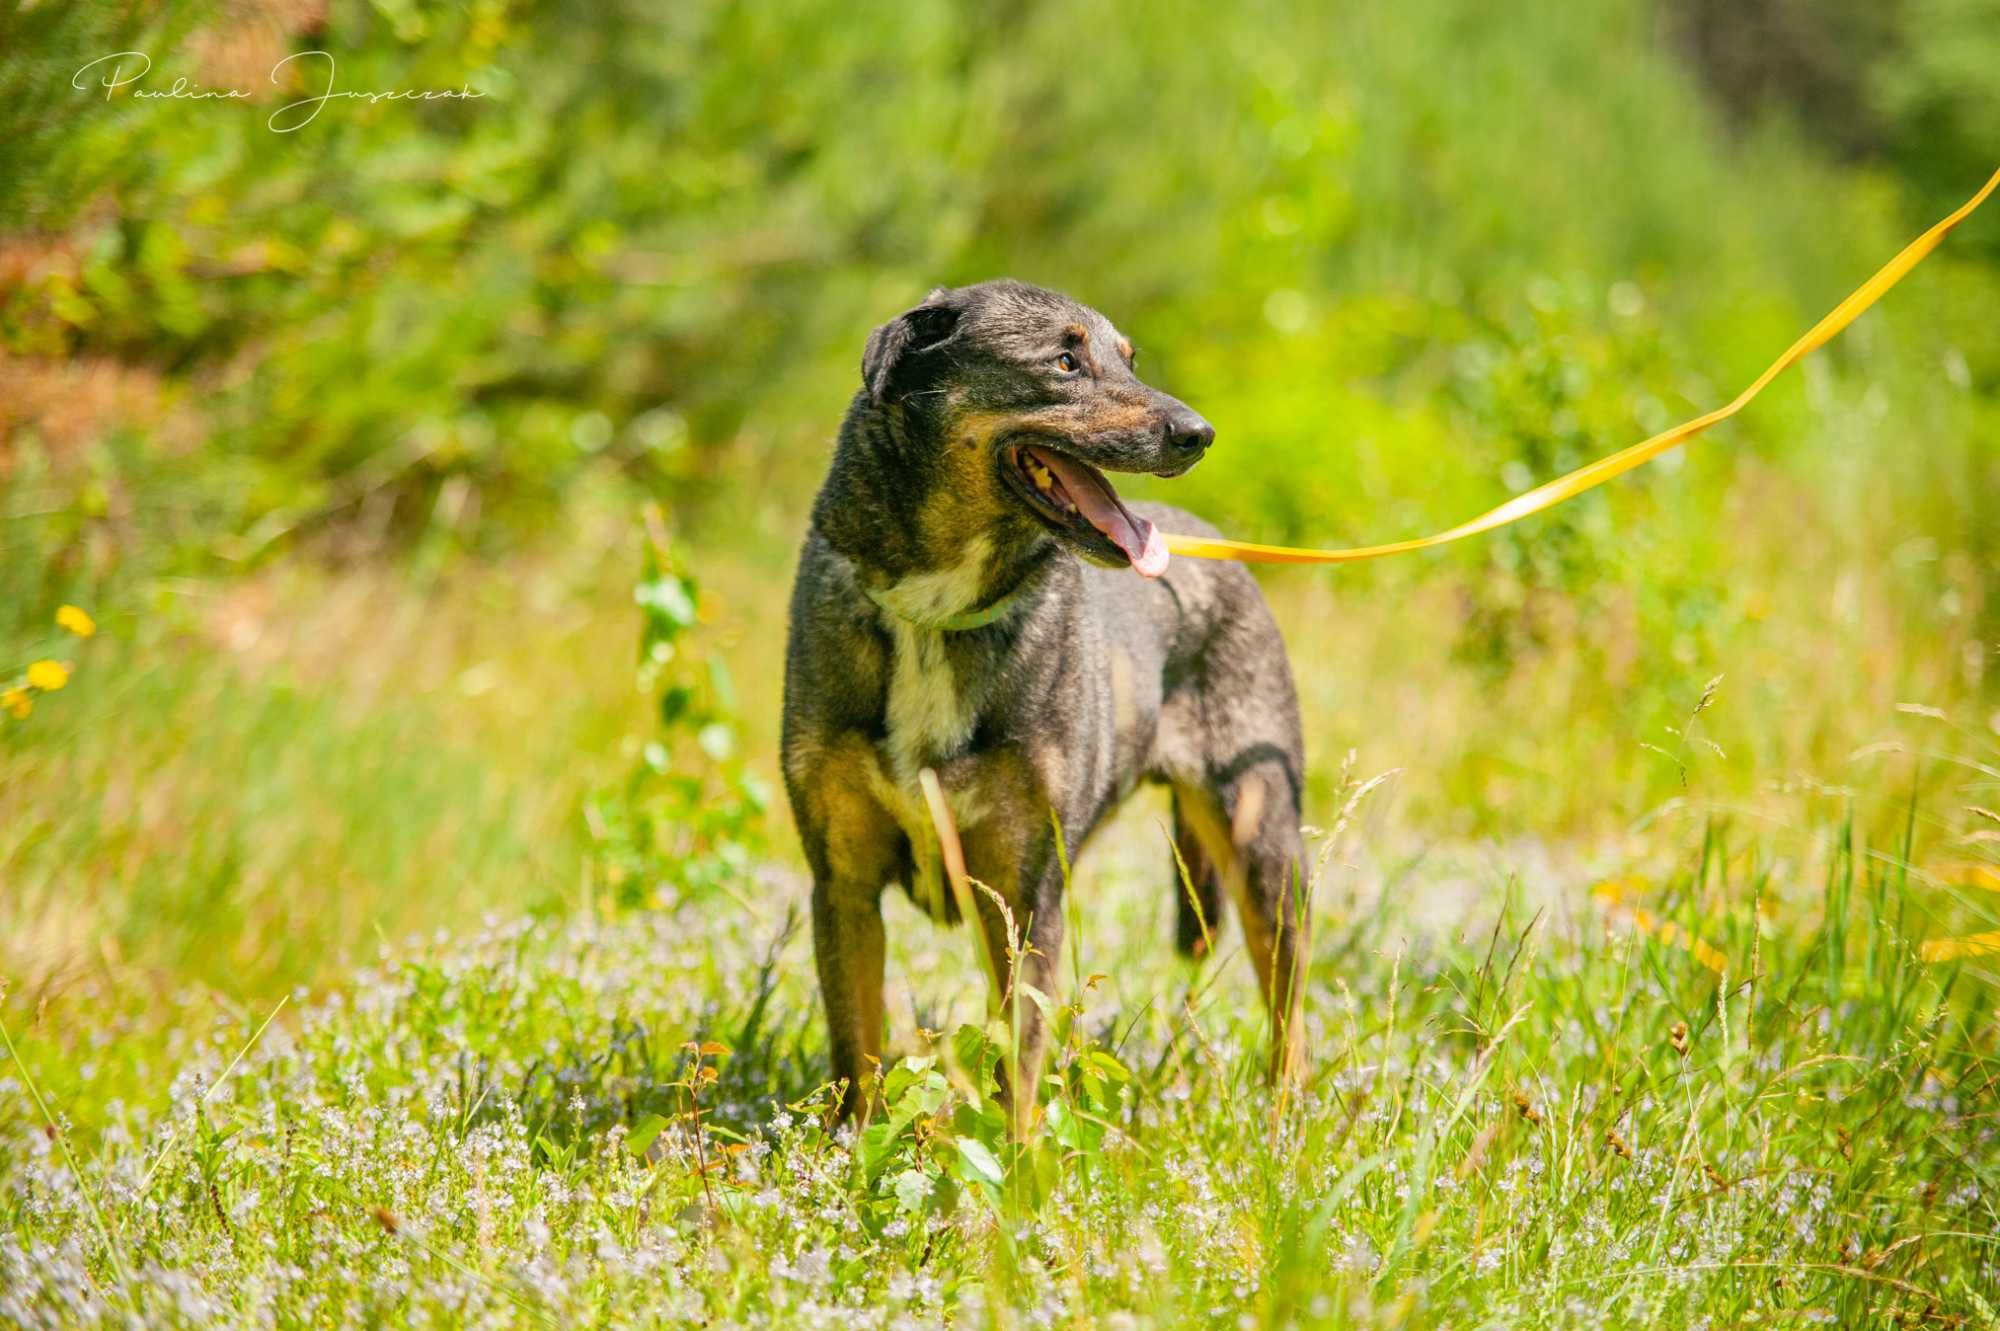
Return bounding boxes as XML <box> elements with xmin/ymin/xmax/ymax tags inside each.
<box><xmin>781</xmin><ymin>280</ymin><xmax>1306</xmax><ymax>1134</ymax></box>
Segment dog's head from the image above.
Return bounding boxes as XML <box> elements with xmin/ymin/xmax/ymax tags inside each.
<box><xmin>859</xmin><ymin>280</ymin><xmax>1212</xmax><ymax>579</ymax></box>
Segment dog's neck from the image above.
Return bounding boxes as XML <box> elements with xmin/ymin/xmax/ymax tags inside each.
<box><xmin>862</xmin><ymin>538</ymin><xmax>1049</xmax><ymax>632</ymax></box>
<box><xmin>813</xmin><ymin>393</ymin><xmax>1059</xmax><ymax>627</ymax></box>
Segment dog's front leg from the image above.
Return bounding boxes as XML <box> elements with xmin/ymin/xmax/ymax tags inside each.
<box><xmin>812</xmin><ymin>876</ymin><xmax>886</xmax><ymax>1122</ymax></box>
<box><xmin>971</xmin><ymin>884</ymin><xmax>1062</xmax><ymax>1141</ymax></box>
<box><xmin>957</xmin><ymin>798</ymin><xmax>1068</xmax><ymax>1141</ymax></box>
<box><xmin>794</xmin><ymin>743</ymin><xmax>901</xmax><ymax>1123</ymax></box>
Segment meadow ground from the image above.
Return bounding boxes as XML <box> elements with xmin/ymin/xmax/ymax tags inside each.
<box><xmin>3</xmin><ymin>548</ymin><xmax>1999</xmax><ymax>1327</ymax></box>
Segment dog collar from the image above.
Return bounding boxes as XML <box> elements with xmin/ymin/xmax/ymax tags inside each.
<box><xmin>863</xmin><ymin>580</ymin><xmax>1032</xmax><ymax>632</ymax></box>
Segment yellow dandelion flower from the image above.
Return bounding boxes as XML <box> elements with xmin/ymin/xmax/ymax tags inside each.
<box><xmin>25</xmin><ymin>660</ymin><xmax>69</xmax><ymax>691</ymax></box>
<box><xmin>55</xmin><ymin>605</ymin><xmax>96</xmax><ymax>638</ymax></box>
<box><xmin>3</xmin><ymin>688</ymin><xmax>28</xmax><ymax>719</ymax></box>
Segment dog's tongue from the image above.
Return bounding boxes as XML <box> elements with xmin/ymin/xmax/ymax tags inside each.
<box><xmin>1034</xmin><ymin>449</ymin><xmax>1170</xmax><ymax>578</ymax></box>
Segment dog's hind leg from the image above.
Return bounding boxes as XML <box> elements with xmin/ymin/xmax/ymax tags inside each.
<box><xmin>1170</xmin><ymin>792</ymin><xmax>1224</xmax><ymax>959</ymax></box>
<box><xmin>1169</xmin><ymin>581</ymin><xmax>1310</xmax><ymax>1086</ymax></box>
<box><xmin>1175</xmin><ymin>768</ymin><xmax>1308</xmax><ymax>1086</ymax></box>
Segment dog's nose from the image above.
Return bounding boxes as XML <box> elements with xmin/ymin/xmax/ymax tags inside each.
<box><xmin>1165</xmin><ymin>408</ymin><xmax>1215</xmax><ymax>456</ymax></box>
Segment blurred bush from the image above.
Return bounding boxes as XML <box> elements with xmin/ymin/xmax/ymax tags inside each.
<box><xmin>1670</xmin><ymin>0</ymin><xmax>2000</xmax><ymax>253</ymax></box>
<box><xmin>2</xmin><ymin>0</ymin><xmax>1996</xmax><ymax>666</ymax></box>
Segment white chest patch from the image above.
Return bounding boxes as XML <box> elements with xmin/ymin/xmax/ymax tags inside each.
<box><xmin>868</xmin><ymin>540</ymin><xmax>995</xmax><ymax>914</ymax></box>
<box><xmin>872</xmin><ymin>535</ymin><xmax>994</xmax><ymax>626</ymax></box>
<box><xmin>884</xmin><ymin>621</ymin><xmax>978</xmax><ymax>784</ymax></box>
<box><xmin>872</xmin><ymin>536</ymin><xmax>991</xmax><ymax>784</ymax></box>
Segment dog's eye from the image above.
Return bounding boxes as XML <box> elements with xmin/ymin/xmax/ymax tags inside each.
<box><xmin>1055</xmin><ymin>352</ymin><xmax>1080</xmax><ymax>374</ymax></box>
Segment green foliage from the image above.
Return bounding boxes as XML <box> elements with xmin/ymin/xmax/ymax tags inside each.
<box><xmin>585</xmin><ymin>504</ymin><xmax>767</xmax><ymax>909</ymax></box>
<box><xmin>1870</xmin><ymin>0</ymin><xmax>2000</xmax><ymax>231</ymax></box>
<box><xmin>6</xmin><ymin>0</ymin><xmax>1996</xmax><ymax>609</ymax></box>
<box><xmin>1669</xmin><ymin>0</ymin><xmax>2000</xmax><ymax>257</ymax></box>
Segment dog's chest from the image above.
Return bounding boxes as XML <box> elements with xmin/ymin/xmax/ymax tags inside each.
<box><xmin>869</xmin><ymin>621</ymin><xmax>989</xmax><ymax>918</ymax></box>
<box><xmin>881</xmin><ymin>621</ymin><xmax>980</xmax><ymax>786</ymax></box>
<box><xmin>868</xmin><ymin>539</ymin><xmax>993</xmax><ymax>786</ymax></box>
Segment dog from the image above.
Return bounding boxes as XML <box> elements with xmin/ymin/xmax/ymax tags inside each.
<box><xmin>781</xmin><ymin>280</ymin><xmax>1307</xmax><ymax>1134</ymax></box>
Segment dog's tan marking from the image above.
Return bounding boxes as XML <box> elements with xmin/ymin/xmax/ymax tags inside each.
<box><xmin>796</xmin><ymin>733</ymin><xmax>902</xmax><ymax>892</ymax></box>
<box><xmin>1117</xmin><ymin>337</ymin><xmax>1134</xmax><ymax>363</ymax></box>
<box><xmin>958</xmin><ymin>398</ymin><xmax>1157</xmax><ymax>446</ymax></box>
<box><xmin>951</xmin><ymin>744</ymin><xmax>1068</xmax><ymax>1139</ymax></box>
<box><xmin>795</xmin><ymin>734</ymin><xmax>895</xmax><ymax>1119</ymax></box>
<box><xmin>1077</xmin><ymin>398</ymin><xmax>1155</xmax><ymax>431</ymax></box>
<box><xmin>1061</xmin><ymin>323</ymin><xmax>1104</xmax><ymax>376</ymax></box>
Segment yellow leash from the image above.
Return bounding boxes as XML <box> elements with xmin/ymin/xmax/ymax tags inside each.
<box><xmin>1165</xmin><ymin>167</ymin><xmax>2000</xmax><ymax>566</ymax></box>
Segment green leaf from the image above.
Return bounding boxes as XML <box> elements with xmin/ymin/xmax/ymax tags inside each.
<box><xmin>881</xmin><ymin>1055</ymin><xmax>936</xmax><ymax>1108</ymax></box>
<box><xmin>952</xmin><ymin>1023</ymin><xmax>997</xmax><ymax>1092</ymax></box>
<box><xmin>892</xmin><ymin>1168</ymin><xmax>932</xmax><ymax>1213</ymax></box>
<box><xmin>1044</xmin><ymin>1098</ymin><xmax>1106</xmax><ymax>1154</ymax></box>
<box><xmin>858</xmin><ymin>1119</ymin><xmax>899</xmax><ymax>1179</ymax></box>
<box><xmin>954</xmin><ymin>1136</ymin><xmax>1005</xmax><ymax>1188</ymax></box>
<box><xmin>635</xmin><ymin>575</ymin><xmax>697</xmax><ymax>630</ymax></box>
<box><xmin>626</xmin><ymin>1113</ymin><xmax>668</xmax><ymax>1157</ymax></box>
<box><xmin>1081</xmin><ymin>1050</ymin><xmax>1132</xmax><ymax>1083</ymax></box>
<box><xmin>658</xmin><ymin>684</ymin><xmax>695</xmax><ymax>727</ymax></box>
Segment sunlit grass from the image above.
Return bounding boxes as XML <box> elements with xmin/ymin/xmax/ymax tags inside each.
<box><xmin>0</xmin><ymin>542</ymin><xmax>648</xmax><ymax>1002</ymax></box>
<box><xmin>3</xmin><ymin>758</ymin><xmax>1996</xmax><ymax>1328</ymax></box>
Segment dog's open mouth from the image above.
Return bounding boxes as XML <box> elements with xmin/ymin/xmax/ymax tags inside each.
<box><xmin>1002</xmin><ymin>442</ymin><xmax>1169</xmax><ymax>578</ymax></box>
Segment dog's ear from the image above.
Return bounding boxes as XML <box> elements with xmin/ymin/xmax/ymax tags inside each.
<box><xmin>861</xmin><ymin>295</ymin><xmax>961</xmax><ymax>404</ymax></box>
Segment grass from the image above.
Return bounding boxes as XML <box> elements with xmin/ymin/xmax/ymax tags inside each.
<box><xmin>5</xmin><ymin>1</ymin><xmax>2000</xmax><ymax>1324</ymax></box>
<box><xmin>4</xmin><ymin>740</ymin><xmax>1998</xmax><ymax>1328</ymax></box>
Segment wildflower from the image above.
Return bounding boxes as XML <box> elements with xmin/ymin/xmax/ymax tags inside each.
<box><xmin>1669</xmin><ymin>1021</ymin><xmax>1689</xmax><ymax>1055</ymax></box>
<box><xmin>1605</xmin><ymin>1127</ymin><xmax>1634</xmax><ymax>1161</ymax></box>
<box><xmin>55</xmin><ymin>605</ymin><xmax>96</xmax><ymax>638</ymax></box>
<box><xmin>25</xmin><ymin>660</ymin><xmax>67</xmax><ymax>691</ymax></box>
<box><xmin>2</xmin><ymin>689</ymin><xmax>27</xmax><ymax>719</ymax></box>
